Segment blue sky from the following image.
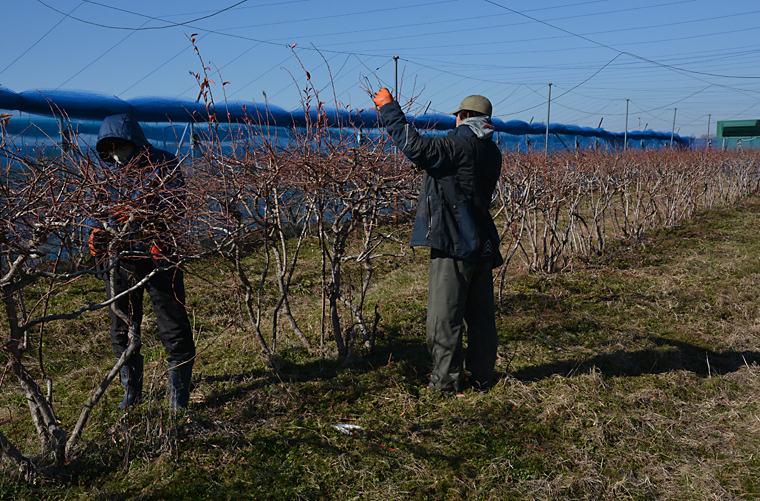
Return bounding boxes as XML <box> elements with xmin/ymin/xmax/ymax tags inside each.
<box><xmin>2</xmin><ymin>0</ymin><xmax>760</xmax><ymax>137</ymax></box>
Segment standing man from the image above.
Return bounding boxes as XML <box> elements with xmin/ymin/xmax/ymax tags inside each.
<box><xmin>374</xmin><ymin>90</ymin><xmax>503</xmax><ymax>393</ymax></box>
<box><xmin>89</xmin><ymin>113</ymin><xmax>195</xmax><ymax>410</ymax></box>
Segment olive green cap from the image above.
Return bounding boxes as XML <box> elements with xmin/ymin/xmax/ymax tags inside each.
<box><xmin>451</xmin><ymin>95</ymin><xmax>493</xmax><ymax>117</ymax></box>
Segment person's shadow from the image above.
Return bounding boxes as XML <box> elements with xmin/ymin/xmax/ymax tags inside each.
<box><xmin>510</xmin><ymin>334</ymin><xmax>760</xmax><ymax>381</ymax></box>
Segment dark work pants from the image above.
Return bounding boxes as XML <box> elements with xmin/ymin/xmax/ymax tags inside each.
<box><xmin>426</xmin><ymin>251</ymin><xmax>498</xmax><ymax>392</ymax></box>
<box><xmin>104</xmin><ymin>259</ymin><xmax>195</xmax><ymax>365</ymax></box>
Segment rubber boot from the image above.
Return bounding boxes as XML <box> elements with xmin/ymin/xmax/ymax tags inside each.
<box><xmin>167</xmin><ymin>360</ymin><xmax>193</xmax><ymax>410</ymax></box>
<box><xmin>117</xmin><ymin>354</ymin><xmax>143</xmax><ymax>409</ymax></box>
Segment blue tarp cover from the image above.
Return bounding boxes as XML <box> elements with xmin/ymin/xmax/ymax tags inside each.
<box><xmin>0</xmin><ymin>87</ymin><xmax>691</xmax><ymax>146</ymax></box>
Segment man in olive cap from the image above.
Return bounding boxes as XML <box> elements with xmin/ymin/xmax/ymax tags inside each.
<box><xmin>374</xmin><ymin>90</ymin><xmax>503</xmax><ymax>393</ymax></box>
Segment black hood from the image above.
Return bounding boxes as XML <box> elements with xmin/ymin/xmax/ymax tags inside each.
<box><xmin>96</xmin><ymin>114</ymin><xmax>151</xmax><ymax>161</ymax></box>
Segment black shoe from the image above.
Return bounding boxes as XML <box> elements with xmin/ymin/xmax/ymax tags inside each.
<box><xmin>117</xmin><ymin>354</ymin><xmax>143</xmax><ymax>409</ymax></box>
<box><xmin>168</xmin><ymin>360</ymin><xmax>194</xmax><ymax>410</ymax></box>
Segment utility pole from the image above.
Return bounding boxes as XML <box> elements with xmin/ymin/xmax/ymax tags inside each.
<box><xmin>670</xmin><ymin>108</ymin><xmax>677</xmax><ymax>148</ymax></box>
<box><xmin>177</xmin><ymin>87</ymin><xmax>205</xmax><ymax>158</ymax></box>
<box><xmin>707</xmin><ymin>113</ymin><xmax>711</xmax><ymax>149</ymax></box>
<box><xmin>624</xmin><ymin>98</ymin><xmax>629</xmax><ymax>151</ymax></box>
<box><xmin>393</xmin><ymin>55</ymin><xmax>400</xmax><ymax>228</ymax></box>
<box><xmin>545</xmin><ymin>83</ymin><xmax>552</xmax><ymax>156</ymax></box>
<box><xmin>393</xmin><ymin>55</ymin><xmax>399</xmax><ymax>103</ymax></box>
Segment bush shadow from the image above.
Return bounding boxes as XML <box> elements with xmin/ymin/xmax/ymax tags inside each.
<box><xmin>192</xmin><ymin>326</ymin><xmax>432</xmax><ymax>410</ymax></box>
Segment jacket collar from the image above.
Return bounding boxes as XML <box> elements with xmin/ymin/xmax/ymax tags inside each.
<box><xmin>451</xmin><ymin>116</ymin><xmax>495</xmax><ymax>140</ymax></box>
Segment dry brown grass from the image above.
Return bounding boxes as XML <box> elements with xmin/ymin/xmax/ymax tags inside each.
<box><xmin>5</xmin><ymin>197</ymin><xmax>760</xmax><ymax>500</ymax></box>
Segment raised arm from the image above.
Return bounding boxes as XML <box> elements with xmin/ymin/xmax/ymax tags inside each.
<box><xmin>375</xmin><ymin>93</ymin><xmax>458</xmax><ymax>171</ymax></box>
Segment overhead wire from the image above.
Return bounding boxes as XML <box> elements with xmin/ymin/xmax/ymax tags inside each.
<box><xmin>540</xmin><ymin>47</ymin><xmax>760</xmax><ymax>83</ymax></box>
<box><xmin>153</xmin><ymin>0</ymin><xmax>309</xmax><ymax>17</ymax></box>
<box><xmin>267</xmin><ymin>51</ymin><xmax>345</xmax><ymax>102</ymax></box>
<box><xmin>483</xmin><ymin>0</ymin><xmax>760</xmax><ymax>79</ymax></box>
<box><xmin>37</xmin><ymin>0</ymin><xmax>250</xmax><ymax>31</ymax></box>
<box><xmin>306</xmin><ymin>0</ymin><xmax>696</xmax><ymax>51</ymax></box>
<box><xmin>318</xmin><ymin>54</ymin><xmax>356</xmax><ymax>94</ymax></box>
<box><xmin>56</xmin><ymin>18</ymin><xmax>152</xmax><ymax>90</ymax></box>
<box><xmin>382</xmin><ymin>39</ymin><xmax>760</xmax><ymax>89</ymax></box>
<box><xmin>392</xmin><ymin>11</ymin><xmax>759</xmax><ymax>104</ymax></box>
<box><xmin>0</xmin><ymin>1</ymin><xmax>85</xmax><ymax>78</ymax></box>
<box><xmin>342</xmin><ymin>7</ymin><xmax>760</xmax><ymax>59</ymax></box>
<box><xmin>494</xmin><ymin>54</ymin><xmax>623</xmax><ymax>116</ymax></box>
<box><xmin>225</xmin><ymin>53</ymin><xmax>297</xmax><ymax>100</ymax></box>
<box><xmin>218</xmin><ymin>0</ymin><xmax>460</xmax><ymax>31</ymax></box>
<box><xmin>725</xmin><ymin>101</ymin><xmax>760</xmax><ymax>120</ymax></box>
<box><xmin>218</xmin><ymin>0</ymin><xmax>608</xmax><ymax>39</ymax></box>
<box><xmin>629</xmin><ymin>101</ymin><xmax>679</xmax><ymax>125</ymax></box>
<box><xmin>34</xmin><ymin>0</ymin><xmax>390</xmax><ymax>102</ymax></box>
<box><xmin>522</xmin><ymin>84</ymin><xmax>625</xmax><ymax>120</ymax></box>
<box><xmin>17</xmin><ymin>0</ymin><xmax>760</xmax><ymax>135</ymax></box>
<box><xmin>34</xmin><ymin>0</ymin><xmax>464</xmax><ymax>60</ymax></box>
<box><xmin>388</xmin><ymin>24</ymin><xmax>760</xmax><ymax>67</ymax></box>
<box><xmin>119</xmin><ymin>32</ymin><xmax>214</xmax><ymax>96</ymax></box>
<box><xmin>38</xmin><ymin>0</ymin><xmax>758</xmax><ymax>105</ymax></box>
<box><xmin>636</xmin><ymin>85</ymin><xmax>715</xmax><ymax>114</ymax></box>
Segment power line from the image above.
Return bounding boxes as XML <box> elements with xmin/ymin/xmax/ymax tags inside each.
<box><xmin>150</xmin><ymin>0</ymin><xmax>309</xmax><ymax>18</ymax></box>
<box><xmin>225</xmin><ymin>53</ymin><xmax>296</xmax><ymax>100</ymax></box>
<box><xmin>306</xmin><ymin>0</ymin><xmax>695</xmax><ymax>52</ymax></box>
<box><xmin>33</xmin><ymin>0</ymin><xmax>391</xmax><ymax>61</ymax></box>
<box><xmin>0</xmin><ymin>2</ymin><xmax>84</xmax><ymax>78</ymax></box>
<box><xmin>383</xmin><ymin>25</ymin><xmax>760</xmax><ymax>67</ymax></box>
<box><xmin>56</xmin><ymin>18</ymin><xmax>151</xmax><ymax>90</ymax></box>
<box><xmin>32</xmin><ymin>0</ymin><xmax>395</xmax><ymax>101</ymax></box>
<box><xmin>37</xmin><ymin>0</ymin><xmax>250</xmax><ymax>31</ymax></box>
<box><xmin>483</xmin><ymin>0</ymin><xmax>760</xmax><ymax>80</ymax></box>
<box><xmin>218</xmin><ymin>0</ymin><xmax>460</xmax><ymax>32</ymax></box>
<box><xmin>637</xmin><ymin>85</ymin><xmax>715</xmax><ymax>113</ymax></box>
<box><xmin>725</xmin><ymin>101</ymin><xmax>760</xmax><ymax>120</ymax></box>
<box><xmin>18</xmin><ymin>0</ymin><xmax>758</xmax><ymax>136</ymax></box>
<box><xmin>220</xmin><ymin>0</ymin><xmax>607</xmax><ymax>43</ymax></box>
<box><xmin>119</xmin><ymin>32</ymin><xmax>215</xmax><ymax>97</ymax></box>
<box><xmin>330</xmin><ymin>7</ymin><xmax>760</xmax><ymax>59</ymax></box>
<box><xmin>400</xmin><ymin>58</ymin><xmax>520</xmax><ymax>86</ymax></box>
<box><xmin>498</xmin><ymin>54</ymin><xmax>623</xmax><ymax>116</ymax></box>
<box><xmin>319</xmin><ymin>54</ymin><xmax>358</xmax><ymax>94</ymax></box>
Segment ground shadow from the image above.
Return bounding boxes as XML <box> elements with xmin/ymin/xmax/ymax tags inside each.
<box><xmin>193</xmin><ymin>326</ymin><xmax>432</xmax><ymax>410</ymax></box>
<box><xmin>143</xmin><ymin>427</ymin><xmax>464</xmax><ymax>500</ymax></box>
<box><xmin>510</xmin><ymin>335</ymin><xmax>760</xmax><ymax>381</ymax></box>
<box><xmin>273</xmin><ymin>325</ymin><xmax>431</xmax><ymax>384</ymax></box>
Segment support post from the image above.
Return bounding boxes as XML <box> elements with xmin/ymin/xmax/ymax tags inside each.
<box><xmin>545</xmin><ymin>83</ymin><xmax>552</xmax><ymax>156</ymax></box>
<box><xmin>393</xmin><ymin>55</ymin><xmax>399</xmax><ymax>104</ymax></box>
<box><xmin>624</xmin><ymin>99</ymin><xmax>629</xmax><ymax>151</ymax></box>
<box><xmin>393</xmin><ymin>55</ymin><xmax>400</xmax><ymax>228</ymax></box>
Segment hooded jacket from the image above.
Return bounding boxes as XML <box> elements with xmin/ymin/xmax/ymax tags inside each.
<box><xmin>379</xmin><ymin>101</ymin><xmax>503</xmax><ymax>267</ymax></box>
<box><xmin>88</xmin><ymin>114</ymin><xmax>185</xmax><ymax>252</ymax></box>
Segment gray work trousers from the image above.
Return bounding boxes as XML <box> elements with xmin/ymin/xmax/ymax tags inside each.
<box><xmin>426</xmin><ymin>251</ymin><xmax>498</xmax><ymax>392</ymax></box>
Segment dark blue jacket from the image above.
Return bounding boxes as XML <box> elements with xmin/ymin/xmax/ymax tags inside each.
<box><xmin>87</xmin><ymin>114</ymin><xmax>185</xmax><ymax>251</ymax></box>
<box><xmin>379</xmin><ymin>101</ymin><xmax>503</xmax><ymax>267</ymax></box>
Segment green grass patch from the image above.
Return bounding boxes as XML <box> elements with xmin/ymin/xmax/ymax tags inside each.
<box><xmin>6</xmin><ymin>199</ymin><xmax>760</xmax><ymax>499</ymax></box>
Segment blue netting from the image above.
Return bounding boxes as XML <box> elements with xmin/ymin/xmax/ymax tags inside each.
<box><xmin>0</xmin><ymin>87</ymin><xmax>693</xmax><ymax>153</ymax></box>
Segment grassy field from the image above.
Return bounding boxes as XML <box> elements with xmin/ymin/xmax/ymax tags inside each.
<box><xmin>4</xmin><ymin>196</ymin><xmax>760</xmax><ymax>500</ymax></box>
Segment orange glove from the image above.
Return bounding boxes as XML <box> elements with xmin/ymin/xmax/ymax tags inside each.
<box><xmin>150</xmin><ymin>243</ymin><xmax>164</xmax><ymax>257</ymax></box>
<box><xmin>113</xmin><ymin>204</ymin><xmax>147</xmax><ymax>224</ymax></box>
<box><xmin>113</xmin><ymin>204</ymin><xmax>132</xmax><ymax>223</ymax></box>
<box><xmin>150</xmin><ymin>242</ymin><xmax>177</xmax><ymax>262</ymax></box>
<box><xmin>373</xmin><ymin>88</ymin><xmax>393</xmax><ymax>109</ymax></box>
<box><xmin>89</xmin><ymin>229</ymin><xmax>109</xmax><ymax>257</ymax></box>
